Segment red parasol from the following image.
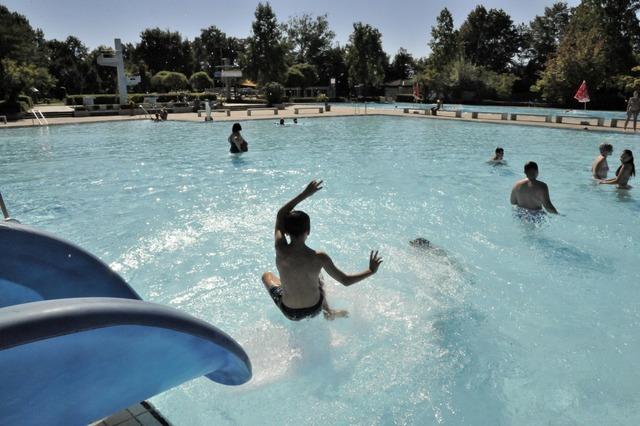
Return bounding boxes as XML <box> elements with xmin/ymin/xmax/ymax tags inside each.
<box><xmin>574</xmin><ymin>80</ymin><xmax>590</xmax><ymax>109</ymax></box>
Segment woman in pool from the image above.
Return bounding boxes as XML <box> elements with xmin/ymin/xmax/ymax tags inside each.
<box><xmin>599</xmin><ymin>149</ymin><xmax>635</xmax><ymax>189</ymax></box>
<box><xmin>228</xmin><ymin>123</ymin><xmax>248</xmax><ymax>153</ymax></box>
<box><xmin>592</xmin><ymin>143</ymin><xmax>613</xmax><ymax>179</ymax></box>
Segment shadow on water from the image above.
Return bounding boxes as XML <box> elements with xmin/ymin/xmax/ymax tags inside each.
<box><xmin>522</xmin><ymin>232</ymin><xmax>613</xmax><ymax>274</ymax></box>
<box><xmin>230</xmin><ymin>154</ymin><xmax>249</xmax><ymax>166</ymax></box>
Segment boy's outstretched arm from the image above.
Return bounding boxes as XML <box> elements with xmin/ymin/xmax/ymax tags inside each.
<box><xmin>274</xmin><ymin>180</ymin><xmax>323</xmax><ymax>247</ymax></box>
<box><xmin>319</xmin><ymin>250</ymin><xmax>382</xmax><ymax>286</ymax></box>
<box><xmin>0</xmin><ymin>192</ymin><xmax>10</xmax><ymax>220</ymax></box>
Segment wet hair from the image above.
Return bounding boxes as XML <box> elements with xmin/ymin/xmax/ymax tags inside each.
<box><xmin>599</xmin><ymin>143</ymin><xmax>613</xmax><ymax>154</ymax></box>
<box><xmin>410</xmin><ymin>238</ymin><xmax>431</xmax><ymax>248</ymax></box>
<box><xmin>279</xmin><ymin>118</ymin><xmax>285</xmax><ymax>125</ymax></box>
<box><xmin>232</xmin><ymin>123</ymin><xmax>242</xmax><ymax>132</ymax></box>
<box><xmin>495</xmin><ymin>147</ymin><xmax>504</xmax><ymax>154</ymax></box>
<box><xmin>283</xmin><ymin>210</ymin><xmax>310</xmax><ymax>237</ymax></box>
<box><xmin>616</xmin><ymin>149</ymin><xmax>636</xmax><ymax>177</ymax></box>
<box><xmin>524</xmin><ymin>161</ymin><xmax>538</xmax><ymax>174</ymax></box>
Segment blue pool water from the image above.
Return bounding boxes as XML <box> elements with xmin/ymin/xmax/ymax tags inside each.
<box><xmin>1</xmin><ymin>117</ymin><xmax>639</xmax><ymax>425</ymax></box>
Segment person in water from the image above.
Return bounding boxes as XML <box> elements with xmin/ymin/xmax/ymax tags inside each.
<box><xmin>228</xmin><ymin>123</ymin><xmax>248</xmax><ymax>153</ymax></box>
<box><xmin>510</xmin><ymin>161</ymin><xmax>559</xmax><ymax>214</ymax></box>
<box><xmin>262</xmin><ymin>180</ymin><xmax>383</xmax><ymax>321</ymax></box>
<box><xmin>279</xmin><ymin>118</ymin><xmax>285</xmax><ymax>126</ymax></box>
<box><xmin>488</xmin><ymin>147</ymin><xmax>505</xmax><ymax>164</ymax></box>
<box><xmin>599</xmin><ymin>149</ymin><xmax>635</xmax><ymax>189</ymax></box>
<box><xmin>624</xmin><ymin>91</ymin><xmax>640</xmax><ymax>132</ymax></box>
<box><xmin>592</xmin><ymin>143</ymin><xmax>613</xmax><ymax>179</ymax></box>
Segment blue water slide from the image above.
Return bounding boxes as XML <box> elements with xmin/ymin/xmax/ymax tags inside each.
<box><xmin>0</xmin><ymin>297</ymin><xmax>252</xmax><ymax>425</ymax></box>
<box><xmin>0</xmin><ymin>222</ymin><xmax>139</xmax><ymax>307</ymax></box>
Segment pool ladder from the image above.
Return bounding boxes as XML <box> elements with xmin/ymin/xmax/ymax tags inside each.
<box><xmin>31</xmin><ymin>109</ymin><xmax>48</xmax><ymax>126</ymax></box>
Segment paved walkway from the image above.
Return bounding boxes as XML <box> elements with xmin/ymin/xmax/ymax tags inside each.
<box><xmin>1</xmin><ymin>105</ymin><xmax>636</xmax><ymax>135</ymax></box>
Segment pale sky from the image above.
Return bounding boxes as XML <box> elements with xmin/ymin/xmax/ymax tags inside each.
<box><xmin>3</xmin><ymin>0</ymin><xmax>580</xmax><ymax>57</ymax></box>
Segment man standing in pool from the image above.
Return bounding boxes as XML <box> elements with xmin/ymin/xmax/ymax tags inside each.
<box><xmin>262</xmin><ymin>180</ymin><xmax>382</xmax><ymax>321</ymax></box>
<box><xmin>510</xmin><ymin>162</ymin><xmax>559</xmax><ymax>214</ymax></box>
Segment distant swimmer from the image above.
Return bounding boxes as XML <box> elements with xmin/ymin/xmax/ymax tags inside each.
<box><xmin>487</xmin><ymin>147</ymin><xmax>505</xmax><ymax>164</ymax></box>
<box><xmin>599</xmin><ymin>149</ymin><xmax>635</xmax><ymax>189</ymax></box>
<box><xmin>262</xmin><ymin>180</ymin><xmax>382</xmax><ymax>321</ymax></box>
<box><xmin>592</xmin><ymin>143</ymin><xmax>613</xmax><ymax>179</ymax></box>
<box><xmin>228</xmin><ymin>123</ymin><xmax>248</xmax><ymax>153</ymax></box>
<box><xmin>293</xmin><ymin>118</ymin><xmax>298</xmax><ymax>124</ymax></box>
<box><xmin>624</xmin><ymin>91</ymin><xmax>640</xmax><ymax>132</ymax></box>
<box><xmin>279</xmin><ymin>118</ymin><xmax>285</xmax><ymax>126</ymax></box>
<box><xmin>510</xmin><ymin>161</ymin><xmax>559</xmax><ymax>215</ymax></box>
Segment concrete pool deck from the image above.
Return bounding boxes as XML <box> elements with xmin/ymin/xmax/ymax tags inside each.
<box><xmin>1</xmin><ymin>105</ymin><xmax>637</xmax><ymax>135</ymax></box>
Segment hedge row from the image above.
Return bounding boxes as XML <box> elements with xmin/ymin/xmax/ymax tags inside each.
<box><xmin>65</xmin><ymin>92</ymin><xmax>218</xmax><ymax>105</ymax></box>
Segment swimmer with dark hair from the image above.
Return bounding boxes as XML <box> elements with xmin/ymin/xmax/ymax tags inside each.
<box><xmin>279</xmin><ymin>118</ymin><xmax>285</xmax><ymax>126</ymax></box>
<box><xmin>410</xmin><ymin>238</ymin><xmax>431</xmax><ymax>248</ymax></box>
<box><xmin>228</xmin><ymin>123</ymin><xmax>248</xmax><ymax>153</ymax></box>
<box><xmin>262</xmin><ymin>180</ymin><xmax>382</xmax><ymax>321</ymax></box>
<box><xmin>510</xmin><ymin>161</ymin><xmax>558</xmax><ymax>214</ymax></box>
<box><xmin>487</xmin><ymin>147</ymin><xmax>505</xmax><ymax>164</ymax></box>
<box><xmin>599</xmin><ymin>149</ymin><xmax>635</xmax><ymax>189</ymax></box>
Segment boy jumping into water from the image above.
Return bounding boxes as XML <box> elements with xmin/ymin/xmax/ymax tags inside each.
<box><xmin>262</xmin><ymin>180</ymin><xmax>382</xmax><ymax>321</ymax></box>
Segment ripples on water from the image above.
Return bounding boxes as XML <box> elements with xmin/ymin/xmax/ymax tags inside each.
<box><xmin>1</xmin><ymin>117</ymin><xmax>639</xmax><ymax>425</ymax></box>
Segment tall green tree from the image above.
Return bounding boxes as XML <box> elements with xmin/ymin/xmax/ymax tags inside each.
<box><xmin>192</xmin><ymin>26</ymin><xmax>244</xmax><ymax>74</ymax></box>
<box><xmin>387</xmin><ymin>48</ymin><xmax>415</xmax><ymax>81</ymax></box>
<box><xmin>136</xmin><ymin>28</ymin><xmax>193</xmax><ymax>76</ymax></box>
<box><xmin>285</xmin><ymin>14</ymin><xmax>335</xmax><ymax>66</ymax></box>
<box><xmin>345</xmin><ymin>22</ymin><xmax>387</xmax><ymax>95</ymax></box>
<box><xmin>0</xmin><ymin>5</ymin><xmax>44</xmax><ymax>64</ymax></box>
<box><xmin>459</xmin><ymin>6</ymin><xmax>520</xmax><ymax>72</ymax></box>
<box><xmin>535</xmin><ymin>1</ymin><xmax>628</xmax><ymax>106</ymax></box>
<box><xmin>315</xmin><ymin>46</ymin><xmax>349</xmax><ymax>94</ymax></box>
<box><xmin>244</xmin><ymin>2</ymin><xmax>287</xmax><ymax>84</ymax></box>
<box><xmin>44</xmin><ymin>36</ymin><xmax>90</xmax><ymax>94</ymax></box>
<box><xmin>526</xmin><ymin>2</ymin><xmax>572</xmax><ymax>72</ymax></box>
<box><xmin>428</xmin><ymin>8</ymin><xmax>459</xmax><ymax>70</ymax></box>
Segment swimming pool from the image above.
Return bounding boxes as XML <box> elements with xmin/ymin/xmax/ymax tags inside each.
<box><xmin>1</xmin><ymin>117</ymin><xmax>639</xmax><ymax>425</ymax></box>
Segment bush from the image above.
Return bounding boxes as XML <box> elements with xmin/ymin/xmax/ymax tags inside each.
<box><xmin>151</xmin><ymin>71</ymin><xmax>189</xmax><ymax>92</ymax></box>
<box><xmin>189</xmin><ymin>72</ymin><xmax>213</xmax><ymax>91</ymax></box>
<box><xmin>263</xmin><ymin>82</ymin><xmax>284</xmax><ymax>105</ymax></box>
<box><xmin>0</xmin><ymin>100</ymin><xmax>30</xmax><ymax>114</ymax></box>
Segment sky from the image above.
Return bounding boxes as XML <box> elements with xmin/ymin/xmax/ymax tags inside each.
<box><xmin>3</xmin><ymin>0</ymin><xmax>581</xmax><ymax>57</ymax></box>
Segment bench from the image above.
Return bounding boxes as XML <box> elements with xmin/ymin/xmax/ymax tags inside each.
<box><xmin>609</xmin><ymin>117</ymin><xmax>628</xmax><ymax>128</ymax></box>
<box><xmin>471</xmin><ymin>111</ymin><xmax>509</xmax><ymax>120</ymax></box>
<box><xmin>437</xmin><ymin>110</ymin><xmax>462</xmax><ymax>118</ymax></box>
<box><xmin>294</xmin><ymin>106</ymin><xmax>323</xmax><ymax>114</ymax></box>
<box><xmin>554</xmin><ymin>115</ymin><xmax>604</xmax><ymax>127</ymax></box>
<box><xmin>403</xmin><ymin>108</ymin><xmax>429</xmax><ymax>115</ymax></box>
<box><xmin>197</xmin><ymin>109</ymin><xmax>231</xmax><ymax>117</ymax></box>
<box><xmin>510</xmin><ymin>113</ymin><xmax>552</xmax><ymax>123</ymax></box>
<box><xmin>0</xmin><ymin>115</ymin><xmax>6</xmax><ymax>124</ymax></box>
<box><xmin>247</xmin><ymin>108</ymin><xmax>278</xmax><ymax>116</ymax></box>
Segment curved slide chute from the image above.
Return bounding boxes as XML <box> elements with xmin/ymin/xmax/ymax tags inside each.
<box><xmin>0</xmin><ymin>297</ymin><xmax>252</xmax><ymax>425</ymax></box>
<box><xmin>0</xmin><ymin>222</ymin><xmax>139</xmax><ymax>307</ymax></box>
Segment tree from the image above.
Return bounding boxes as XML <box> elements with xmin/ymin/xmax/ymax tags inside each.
<box><xmin>345</xmin><ymin>23</ymin><xmax>387</xmax><ymax>95</ymax></box>
<box><xmin>84</xmin><ymin>46</ymin><xmax>117</xmax><ymax>94</ymax></box>
<box><xmin>263</xmin><ymin>81</ymin><xmax>284</xmax><ymax>104</ymax></box>
<box><xmin>315</xmin><ymin>46</ymin><xmax>349</xmax><ymax>96</ymax></box>
<box><xmin>523</xmin><ymin>2</ymin><xmax>572</xmax><ymax>77</ymax></box>
<box><xmin>244</xmin><ymin>3</ymin><xmax>287</xmax><ymax>84</ymax></box>
<box><xmin>285</xmin><ymin>63</ymin><xmax>318</xmax><ymax>89</ymax></box>
<box><xmin>428</xmin><ymin>8</ymin><xmax>460</xmax><ymax>70</ymax></box>
<box><xmin>1</xmin><ymin>59</ymin><xmax>55</xmax><ymax>104</ymax></box>
<box><xmin>151</xmin><ymin>71</ymin><xmax>189</xmax><ymax>92</ymax></box>
<box><xmin>285</xmin><ymin>14</ymin><xmax>335</xmax><ymax>66</ymax></box>
<box><xmin>534</xmin><ymin>2</ymin><xmax>618</xmax><ymax>106</ymax></box>
<box><xmin>136</xmin><ymin>28</ymin><xmax>193</xmax><ymax>76</ymax></box>
<box><xmin>387</xmin><ymin>48</ymin><xmax>415</xmax><ymax>81</ymax></box>
<box><xmin>192</xmin><ymin>26</ymin><xmax>243</xmax><ymax>74</ymax></box>
<box><xmin>189</xmin><ymin>71</ymin><xmax>213</xmax><ymax>91</ymax></box>
<box><xmin>459</xmin><ymin>6</ymin><xmax>521</xmax><ymax>72</ymax></box>
<box><xmin>0</xmin><ymin>5</ymin><xmax>43</xmax><ymax>64</ymax></box>
<box><xmin>44</xmin><ymin>36</ymin><xmax>90</xmax><ymax>94</ymax></box>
